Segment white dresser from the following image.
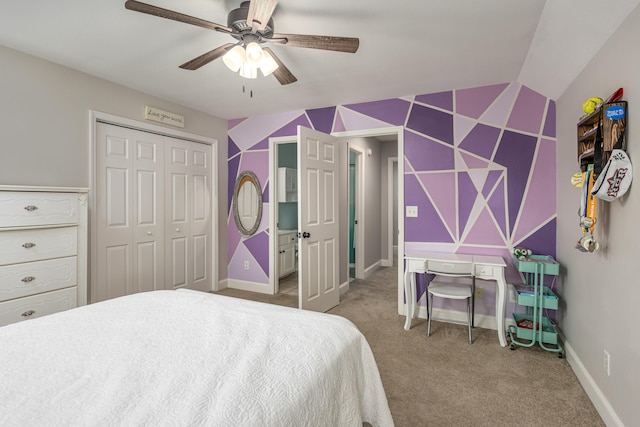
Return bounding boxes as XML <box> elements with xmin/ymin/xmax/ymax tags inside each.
<box><xmin>0</xmin><ymin>186</ymin><xmax>88</xmax><ymax>327</ymax></box>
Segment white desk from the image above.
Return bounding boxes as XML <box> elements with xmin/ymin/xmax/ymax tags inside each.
<box><xmin>404</xmin><ymin>250</ymin><xmax>508</xmax><ymax>347</ymax></box>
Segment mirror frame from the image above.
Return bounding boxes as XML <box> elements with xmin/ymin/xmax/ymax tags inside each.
<box><xmin>232</xmin><ymin>171</ymin><xmax>263</xmax><ymax>237</ymax></box>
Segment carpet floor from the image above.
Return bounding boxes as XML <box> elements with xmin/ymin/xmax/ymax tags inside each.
<box><xmin>215</xmin><ymin>266</ymin><xmax>604</xmax><ymax>427</ymax></box>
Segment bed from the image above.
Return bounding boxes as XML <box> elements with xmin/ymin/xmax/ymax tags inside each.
<box><xmin>0</xmin><ymin>289</ymin><xmax>393</xmax><ymax>426</ymax></box>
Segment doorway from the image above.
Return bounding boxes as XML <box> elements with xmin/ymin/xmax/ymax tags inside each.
<box><xmin>348</xmin><ymin>145</ymin><xmax>364</xmax><ymax>281</ymax></box>
<box><xmin>269</xmin><ymin>139</ymin><xmax>298</xmax><ymax>295</ymax></box>
<box><xmin>268</xmin><ymin>126</ymin><xmax>404</xmax><ymax>312</ymax></box>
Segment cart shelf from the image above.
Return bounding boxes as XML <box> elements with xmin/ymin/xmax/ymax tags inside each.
<box><xmin>508</xmin><ymin>255</ymin><xmax>563</xmax><ymax>357</ymax></box>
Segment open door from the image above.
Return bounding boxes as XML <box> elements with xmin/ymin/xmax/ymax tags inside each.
<box><xmin>297</xmin><ymin>126</ymin><xmax>341</xmax><ymax>312</ymax></box>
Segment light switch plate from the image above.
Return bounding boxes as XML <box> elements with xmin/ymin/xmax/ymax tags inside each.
<box><xmin>406</xmin><ymin>206</ymin><xmax>418</xmax><ymax>217</ymax></box>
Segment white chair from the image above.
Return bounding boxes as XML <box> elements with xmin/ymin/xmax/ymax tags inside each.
<box><xmin>426</xmin><ymin>261</ymin><xmax>475</xmax><ymax>344</ymax></box>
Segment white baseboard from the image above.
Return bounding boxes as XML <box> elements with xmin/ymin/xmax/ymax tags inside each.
<box><xmin>363</xmin><ymin>260</ymin><xmax>382</xmax><ymax>279</ymax></box>
<box><xmin>215</xmin><ymin>278</ymin><xmax>228</xmax><ymax>291</ymax></box>
<box><xmin>340</xmin><ymin>279</ymin><xmax>350</xmax><ymax>295</ymax></box>
<box><xmin>227</xmin><ymin>278</ymin><xmax>272</xmax><ymax>294</ymax></box>
<box><xmin>564</xmin><ymin>341</ymin><xmax>623</xmax><ymax>427</ymax></box>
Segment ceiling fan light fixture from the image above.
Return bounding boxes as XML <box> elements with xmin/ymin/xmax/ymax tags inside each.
<box><xmin>259</xmin><ymin>50</ymin><xmax>279</xmax><ymax>76</ymax></box>
<box><xmin>239</xmin><ymin>62</ymin><xmax>258</xmax><ymax>79</ymax></box>
<box><xmin>245</xmin><ymin>42</ymin><xmax>264</xmax><ymax>66</ymax></box>
<box><xmin>222</xmin><ymin>45</ymin><xmax>246</xmax><ymax>72</ymax></box>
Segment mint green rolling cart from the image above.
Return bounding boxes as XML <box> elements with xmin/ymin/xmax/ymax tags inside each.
<box><xmin>508</xmin><ymin>255</ymin><xmax>564</xmax><ymax>358</ymax></box>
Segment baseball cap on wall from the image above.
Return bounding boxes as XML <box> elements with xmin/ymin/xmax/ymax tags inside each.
<box><xmin>591</xmin><ymin>149</ymin><xmax>633</xmax><ymax>201</ymax></box>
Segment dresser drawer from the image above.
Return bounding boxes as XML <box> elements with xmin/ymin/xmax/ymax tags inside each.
<box><xmin>0</xmin><ymin>287</ymin><xmax>77</xmax><ymax>327</ymax></box>
<box><xmin>0</xmin><ymin>192</ymin><xmax>79</xmax><ymax>228</ymax></box>
<box><xmin>0</xmin><ymin>227</ymin><xmax>77</xmax><ymax>266</ymax></box>
<box><xmin>0</xmin><ymin>257</ymin><xmax>77</xmax><ymax>301</ymax></box>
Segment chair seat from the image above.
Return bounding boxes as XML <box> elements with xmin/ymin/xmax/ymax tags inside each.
<box><xmin>428</xmin><ymin>281</ymin><xmax>473</xmax><ymax>299</ymax></box>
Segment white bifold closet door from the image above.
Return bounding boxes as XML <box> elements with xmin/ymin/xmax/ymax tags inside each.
<box><xmin>94</xmin><ymin>122</ymin><xmax>212</xmax><ymax>303</ymax></box>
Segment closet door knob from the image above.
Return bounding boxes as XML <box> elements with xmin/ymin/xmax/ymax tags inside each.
<box><xmin>146</xmin><ymin>231</ymin><xmax>152</xmax><ymax>235</ymax></box>
<box><xmin>176</xmin><ymin>228</ymin><xmax>180</xmax><ymax>232</ymax></box>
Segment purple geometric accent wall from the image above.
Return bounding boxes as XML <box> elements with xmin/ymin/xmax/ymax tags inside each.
<box><xmin>227</xmin><ymin>84</ymin><xmax>557</xmax><ymax>311</ymax></box>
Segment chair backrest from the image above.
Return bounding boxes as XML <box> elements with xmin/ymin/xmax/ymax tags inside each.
<box><xmin>426</xmin><ymin>260</ymin><xmax>474</xmax><ymax>277</ymax></box>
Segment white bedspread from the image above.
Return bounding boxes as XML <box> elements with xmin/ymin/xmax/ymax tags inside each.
<box><xmin>0</xmin><ymin>290</ymin><xmax>393</xmax><ymax>426</ymax></box>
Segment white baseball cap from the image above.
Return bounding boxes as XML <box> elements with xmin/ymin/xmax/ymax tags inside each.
<box><xmin>591</xmin><ymin>149</ymin><xmax>633</xmax><ymax>201</ymax></box>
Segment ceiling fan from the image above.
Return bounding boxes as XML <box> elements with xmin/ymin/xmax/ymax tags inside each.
<box><xmin>124</xmin><ymin>0</ymin><xmax>360</xmax><ymax>85</ymax></box>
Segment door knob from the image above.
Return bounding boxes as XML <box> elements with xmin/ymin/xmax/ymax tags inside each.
<box><xmin>302</xmin><ymin>232</ymin><xmax>310</xmax><ymax>239</ymax></box>
<box><xmin>146</xmin><ymin>231</ymin><xmax>152</xmax><ymax>235</ymax></box>
<box><xmin>176</xmin><ymin>228</ymin><xmax>180</xmax><ymax>232</ymax></box>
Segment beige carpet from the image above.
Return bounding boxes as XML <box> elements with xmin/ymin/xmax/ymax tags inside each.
<box><xmin>214</xmin><ymin>266</ymin><xmax>604</xmax><ymax>427</ymax></box>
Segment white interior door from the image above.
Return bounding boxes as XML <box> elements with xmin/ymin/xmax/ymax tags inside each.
<box><xmin>164</xmin><ymin>138</ymin><xmax>212</xmax><ymax>291</ymax></box>
<box><xmin>297</xmin><ymin>126</ymin><xmax>341</xmax><ymax>312</ymax></box>
<box><xmin>95</xmin><ymin>123</ymin><xmax>165</xmax><ymax>303</ymax></box>
<box><xmin>187</xmin><ymin>141</ymin><xmax>212</xmax><ymax>292</ymax></box>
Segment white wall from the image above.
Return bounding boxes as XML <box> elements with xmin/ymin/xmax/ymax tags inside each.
<box><xmin>348</xmin><ymin>137</ymin><xmax>383</xmax><ymax>272</ymax></box>
<box><xmin>556</xmin><ymin>7</ymin><xmax>640</xmax><ymax>425</ymax></box>
<box><xmin>0</xmin><ymin>45</ymin><xmax>229</xmax><ymax>281</ymax></box>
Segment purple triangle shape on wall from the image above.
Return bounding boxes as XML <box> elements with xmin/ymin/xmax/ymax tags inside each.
<box><xmin>404</xmin><ymin>174</ymin><xmax>453</xmax><ymax>243</ymax></box>
<box><xmin>227</xmin><ymin>155</ymin><xmax>241</xmax><ymax>213</ymax></box>
<box><xmin>493</xmin><ymin>131</ymin><xmax>538</xmax><ymax>235</ymax></box>
<box><xmin>306</xmin><ymin>106</ymin><xmax>336</xmax><ymax>134</ymax></box>
<box><xmin>415</xmin><ymin>91</ymin><xmax>453</xmax><ymax>112</ymax></box>
<box><xmin>228</xmin><ymin>137</ymin><xmax>241</xmax><ymax>159</ymax></box>
<box><xmin>542</xmin><ymin>100</ymin><xmax>556</xmax><ymax>138</ymax></box>
<box><xmin>270</xmin><ymin>115</ymin><xmax>312</xmax><ymax>138</ymax></box>
<box><xmin>243</xmin><ymin>231</ymin><xmax>270</xmax><ymax>276</ymax></box>
<box><xmin>487</xmin><ymin>177</ymin><xmax>507</xmax><ymax>237</ymax></box>
<box><xmin>457</xmin><ymin>172</ymin><xmax>478</xmax><ymax>238</ymax></box>
<box><xmin>458</xmin><ymin>124</ymin><xmax>501</xmax><ymax>160</ymax></box>
<box><xmin>345</xmin><ymin>98</ymin><xmax>411</xmax><ymax>126</ymax></box>
<box><xmin>518</xmin><ymin>218</ymin><xmax>556</xmax><ymax>258</ymax></box>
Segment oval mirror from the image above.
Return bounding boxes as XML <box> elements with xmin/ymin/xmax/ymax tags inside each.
<box><xmin>233</xmin><ymin>171</ymin><xmax>263</xmax><ymax>237</ymax></box>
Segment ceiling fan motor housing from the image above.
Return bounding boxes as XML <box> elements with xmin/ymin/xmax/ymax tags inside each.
<box><xmin>228</xmin><ymin>2</ymin><xmax>274</xmax><ymax>42</ymax></box>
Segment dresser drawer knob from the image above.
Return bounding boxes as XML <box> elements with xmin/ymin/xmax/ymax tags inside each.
<box><xmin>21</xmin><ymin>310</ymin><xmax>36</xmax><ymax>317</ymax></box>
<box><xmin>24</xmin><ymin>205</ymin><xmax>39</xmax><ymax>212</ymax></box>
<box><xmin>22</xmin><ymin>242</ymin><xmax>37</xmax><ymax>249</ymax></box>
<box><xmin>21</xmin><ymin>276</ymin><xmax>36</xmax><ymax>283</ymax></box>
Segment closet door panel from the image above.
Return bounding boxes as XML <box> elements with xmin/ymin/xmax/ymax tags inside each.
<box><xmin>133</xmin><ymin>135</ymin><xmax>164</xmax><ymax>293</ymax></box>
<box><xmin>165</xmin><ymin>141</ymin><xmax>189</xmax><ymax>289</ymax></box>
<box><xmin>189</xmin><ymin>144</ymin><xmax>212</xmax><ymax>291</ymax></box>
<box><xmin>95</xmin><ymin>123</ymin><xmax>164</xmax><ymax>302</ymax></box>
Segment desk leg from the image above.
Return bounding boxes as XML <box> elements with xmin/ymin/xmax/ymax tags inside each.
<box><xmin>495</xmin><ymin>273</ymin><xmax>508</xmax><ymax>347</ymax></box>
<box><xmin>403</xmin><ymin>268</ymin><xmax>414</xmax><ymax>330</ymax></box>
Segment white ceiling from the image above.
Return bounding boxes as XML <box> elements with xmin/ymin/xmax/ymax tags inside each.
<box><xmin>1</xmin><ymin>0</ymin><xmax>638</xmax><ymax>120</ymax></box>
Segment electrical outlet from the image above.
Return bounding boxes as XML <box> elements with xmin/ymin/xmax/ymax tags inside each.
<box><xmin>406</xmin><ymin>206</ymin><xmax>418</xmax><ymax>217</ymax></box>
<box><xmin>475</xmin><ymin>287</ymin><xmax>483</xmax><ymax>299</ymax></box>
<box><xmin>243</xmin><ymin>261</ymin><xmax>249</xmax><ymax>270</ymax></box>
<box><xmin>604</xmin><ymin>350</ymin><xmax>610</xmax><ymax>376</ymax></box>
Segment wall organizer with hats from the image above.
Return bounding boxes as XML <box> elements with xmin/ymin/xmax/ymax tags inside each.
<box><xmin>577</xmin><ymin>100</ymin><xmax>627</xmax><ymax>173</ymax></box>
<box><xmin>573</xmin><ymin>93</ymin><xmax>632</xmax><ymax>253</ymax></box>
<box><xmin>577</xmin><ymin>97</ymin><xmax>632</xmax><ymax>202</ymax></box>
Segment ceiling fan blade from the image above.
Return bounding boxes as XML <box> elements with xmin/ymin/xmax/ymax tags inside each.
<box><xmin>271</xmin><ymin>33</ymin><xmax>359</xmax><ymax>53</ymax></box>
<box><xmin>179</xmin><ymin>43</ymin><xmax>235</xmax><ymax>70</ymax></box>
<box><xmin>125</xmin><ymin>0</ymin><xmax>231</xmax><ymax>33</ymax></box>
<box><xmin>246</xmin><ymin>0</ymin><xmax>279</xmax><ymax>32</ymax></box>
<box><xmin>263</xmin><ymin>47</ymin><xmax>297</xmax><ymax>85</ymax></box>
